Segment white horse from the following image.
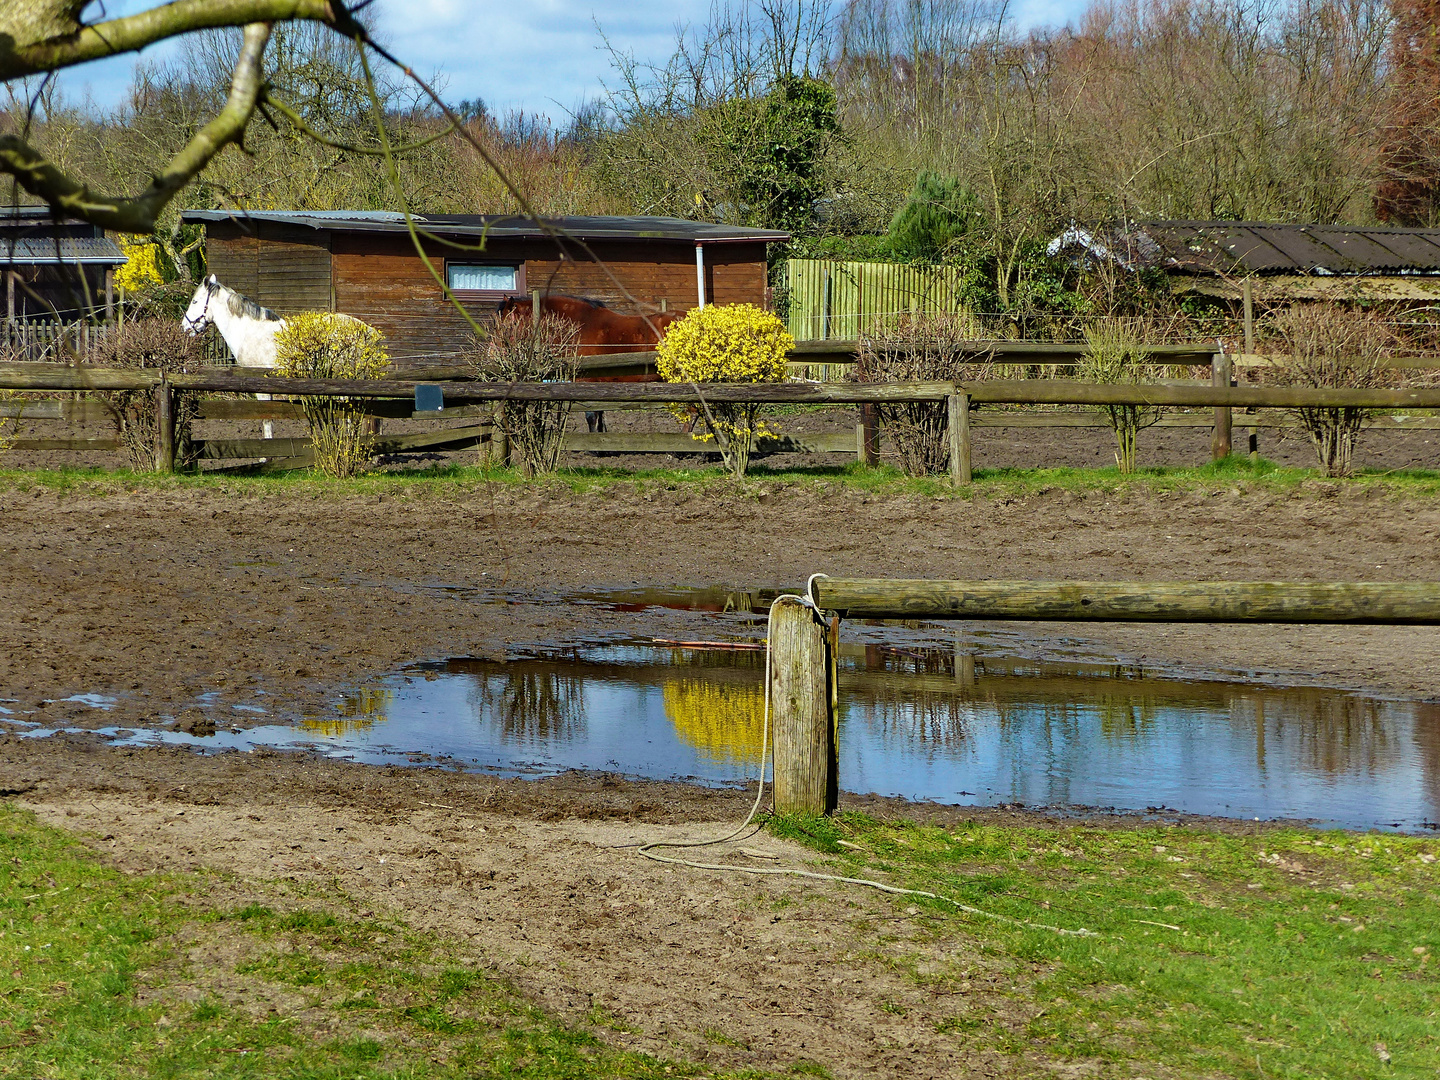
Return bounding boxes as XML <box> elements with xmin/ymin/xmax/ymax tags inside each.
<box><xmin>182</xmin><ymin>275</ymin><xmax>286</xmax><ymax>439</ymax></box>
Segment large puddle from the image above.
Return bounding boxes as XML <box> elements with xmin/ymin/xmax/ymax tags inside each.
<box><xmin>15</xmin><ymin>631</ymin><xmax>1438</xmax><ymax>833</ymax></box>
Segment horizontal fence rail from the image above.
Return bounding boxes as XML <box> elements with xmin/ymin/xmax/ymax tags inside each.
<box><xmin>7</xmin><ymin>358</ymin><xmax>1440</xmax><ymax>477</ymax></box>
<box><xmin>811</xmin><ymin>579</ymin><xmax>1440</xmax><ymax>624</ymax></box>
<box><xmin>9</xmin><ymin>363</ymin><xmax>1440</xmax><ymax>408</ymax></box>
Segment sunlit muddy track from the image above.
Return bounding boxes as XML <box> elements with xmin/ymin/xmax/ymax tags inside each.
<box><xmin>3</xmin><ymin>480</ymin><xmax>1440</xmax><ymax>725</ymax></box>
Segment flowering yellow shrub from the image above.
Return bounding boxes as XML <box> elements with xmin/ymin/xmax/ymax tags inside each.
<box><xmin>275</xmin><ymin>312</ymin><xmax>389</xmax><ymax>477</ymax></box>
<box><xmin>655</xmin><ymin>303</ymin><xmax>794</xmax><ymax>383</ymax></box>
<box><xmin>114</xmin><ymin>236</ymin><xmax>166</xmax><ymax>294</ymax></box>
<box><xmin>655</xmin><ymin>303</ymin><xmax>794</xmax><ymax>478</ymax></box>
<box><xmin>662</xmin><ymin>679</ymin><xmax>766</xmax><ymax>765</ymax></box>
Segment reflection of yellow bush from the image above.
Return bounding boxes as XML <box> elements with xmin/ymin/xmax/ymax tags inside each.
<box><xmin>301</xmin><ymin>686</ymin><xmax>392</xmax><ymax>737</ymax></box>
<box><xmin>663</xmin><ymin>680</ymin><xmax>766</xmax><ymax>764</ymax></box>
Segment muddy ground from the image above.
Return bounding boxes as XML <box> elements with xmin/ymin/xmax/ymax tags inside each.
<box><xmin>4</xmin><ymin>471</ymin><xmax>1440</xmax><ymax>1076</ymax></box>
<box><xmin>3</xmin><ymin>475</ymin><xmax>1440</xmax><ymax>719</ymax></box>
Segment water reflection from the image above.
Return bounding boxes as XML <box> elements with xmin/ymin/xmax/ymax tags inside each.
<box><xmin>663</xmin><ymin>680</ymin><xmax>766</xmax><ymax>765</ymax></box>
<box><xmin>99</xmin><ymin>641</ymin><xmax>1440</xmax><ymax>831</ymax></box>
<box><xmin>299</xmin><ymin>686</ymin><xmax>393</xmax><ymax>737</ymax></box>
<box><xmin>468</xmin><ymin>669</ymin><xmax>585</xmax><ymax>744</ymax></box>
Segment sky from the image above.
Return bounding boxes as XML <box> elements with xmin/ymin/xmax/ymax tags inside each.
<box><xmin>65</xmin><ymin>0</ymin><xmax>1086</xmax><ymax>119</ymax></box>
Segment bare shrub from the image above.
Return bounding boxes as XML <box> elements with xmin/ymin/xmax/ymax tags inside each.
<box><xmin>1265</xmin><ymin>304</ymin><xmax>1396</xmax><ymax>478</ymax></box>
<box><xmin>90</xmin><ymin>319</ymin><xmax>202</xmax><ymax>471</ymax></box>
<box><xmin>0</xmin><ymin>345</ymin><xmax>22</xmax><ymax>456</ymax></box>
<box><xmin>1077</xmin><ymin>318</ymin><xmax>1165</xmax><ymax>475</ymax></box>
<box><xmin>468</xmin><ymin>312</ymin><xmax>580</xmax><ymax>477</ymax></box>
<box><xmin>854</xmin><ymin>313</ymin><xmax>992</xmax><ymax>475</ymax></box>
<box><xmin>274</xmin><ymin>312</ymin><xmax>390</xmax><ymax>479</ymax></box>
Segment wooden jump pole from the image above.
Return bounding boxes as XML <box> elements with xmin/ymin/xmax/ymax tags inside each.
<box><xmin>769</xmin><ymin>597</ymin><xmax>836</xmax><ymax>817</ymax></box>
<box><xmin>810</xmin><ymin>579</ymin><xmax>1440</xmax><ymax>624</ymax></box>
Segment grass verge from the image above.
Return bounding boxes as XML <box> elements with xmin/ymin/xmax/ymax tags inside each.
<box><xmin>0</xmin><ymin>802</ymin><xmax>769</xmax><ymax>1079</ymax></box>
<box><xmin>4</xmin><ymin>454</ymin><xmax>1440</xmax><ymax>501</ymax></box>
<box><xmin>766</xmin><ymin>811</ymin><xmax>1440</xmax><ymax>1080</ymax></box>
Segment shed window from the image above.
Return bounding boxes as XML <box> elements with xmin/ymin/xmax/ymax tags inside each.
<box><xmin>446</xmin><ymin>263</ymin><xmax>519</xmax><ymax>294</ymax></box>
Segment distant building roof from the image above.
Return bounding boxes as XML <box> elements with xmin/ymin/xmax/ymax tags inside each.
<box><xmin>0</xmin><ymin>236</ymin><xmax>126</xmax><ymax>265</ymax></box>
<box><xmin>180</xmin><ymin>209</ymin><xmax>790</xmax><ymax>244</ymax></box>
<box><xmin>1049</xmin><ymin>221</ymin><xmax>1440</xmax><ymax>276</ymax></box>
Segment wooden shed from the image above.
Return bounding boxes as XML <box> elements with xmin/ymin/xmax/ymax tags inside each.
<box><xmin>2</xmin><ymin>206</ymin><xmax>126</xmax><ymax>323</ymax></box>
<box><xmin>1047</xmin><ymin>220</ymin><xmax>1440</xmax><ymax>301</ymax></box>
<box><xmin>182</xmin><ymin>210</ymin><xmax>788</xmax><ymax>360</ymax></box>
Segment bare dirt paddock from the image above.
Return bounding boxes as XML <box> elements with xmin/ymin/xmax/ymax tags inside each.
<box><xmin>3</xmin><ymin>475</ymin><xmax>1440</xmax><ymax>1076</ymax></box>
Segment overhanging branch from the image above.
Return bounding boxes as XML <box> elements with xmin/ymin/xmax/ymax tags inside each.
<box><xmin>0</xmin><ymin>22</ymin><xmax>273</xmax><ymax>232</ymax></box>
<box><xmin>0</xmin><ymin>0</ymin><xmax>359</xmax><ymax>81</ymax></box>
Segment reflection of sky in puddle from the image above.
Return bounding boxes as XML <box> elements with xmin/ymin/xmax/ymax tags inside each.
<box><xmin>63</xmin><ymin>694</ymin><xmax>117</xmax><ymax>710</ymax></box>
<box><xmin>27</xmin><ymin>642</ymin><xmax>1435</xmax><ymax>833</ymax></box>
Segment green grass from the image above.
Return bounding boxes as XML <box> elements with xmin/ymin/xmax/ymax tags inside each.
<box><xmin>5</xmin><ymin>454</ymin><xmax>1440</xmax><ymax>501</ymax></box>
<box><xmin>766</xmin><ymin>811</ymin><xmax>1440</xmax><ymax>1080</ymax></box>
<box><xmin>0</xmin><ymin>802</ymin><xmax>771</xmax><ymax>1079</ymax></box>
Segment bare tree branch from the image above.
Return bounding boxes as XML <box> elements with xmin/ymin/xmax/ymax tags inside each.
<box><xmin>0</xmin><ymin>0</ymin><xmax>359</xmax><ymax>81</ymax></box>
<box><xmin>0</xmin><ymin>22</ymin><xmax>273</xmax><ymax>231</ymax></box>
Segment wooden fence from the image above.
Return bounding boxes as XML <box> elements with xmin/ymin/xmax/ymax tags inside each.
<box><xmin>6</xmin><ymin>360</ymin><xmax>1440</xmax><ymax>477</ymax></box>
<box><xmin>767</xmin><ymin>577</ymin><xmax>1440</xmax><ymax>815</ymax></box>
<box><xmin>2</xmin><ymin>318</ymin><xmax>235</xmax><ymax>364</ymax></box>
<box><xmin>782</xmin><ymin>260</ymin><xmax>977</xmax><ymax>340</ymax></box>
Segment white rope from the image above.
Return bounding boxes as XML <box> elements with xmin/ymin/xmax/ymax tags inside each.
<box><xmin>637</xmin><ymin>580</ymin><xmax>1096</xmax><ymax>938</ymax></box>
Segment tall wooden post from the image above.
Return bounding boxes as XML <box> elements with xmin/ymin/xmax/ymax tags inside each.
<box><xmin>530</xmin><ymin>288</ymin><xmax>541</xmax><ymax>326</ymax></box>
<box><xmin>155</xmin><ymin>376</ymin><xmax>175</xmax><ymax>473</ymax></box>
<box><xmin>769</xmin><ymin>599</ymin><xmax>836</xmax><ymax>817</ymax></box>
<box><xmin>105</xmin><ymin>269</ymin><xmax>114</xmax><ymax>323</ymax></box>
<box><xmin>1211</xmin><ymin>352</ymin><xmax>1232</xmax><ymax>460</ymax></box>
<box><xmin>949</xmin><ymin>389</ymin><xmax>971</xmax><ymax>484</ymax></box>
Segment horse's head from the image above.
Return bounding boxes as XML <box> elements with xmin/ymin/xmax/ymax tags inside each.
<box><xmin>496</xmin><ymin>295</ymin><xmax>528</xmax><ymax>318</ymax></box>
<box><xmin>182</xmin><ymin>275</ymin><xmax>221</xmax><ymax>336</ymax></box>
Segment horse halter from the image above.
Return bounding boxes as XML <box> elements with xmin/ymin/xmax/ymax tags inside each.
<box><xmin>182</xmin><ymin>282</ymin><xmax>217</xmax><ymax>334</ymax></box>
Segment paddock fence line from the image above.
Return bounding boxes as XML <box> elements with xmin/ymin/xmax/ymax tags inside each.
<box><xmin>769</xmin><ymin>576</ymin><xmax>1440</xmax><ymax>815</ymax></box>
<box><xmin>6</xmin><ymin>363</ymin><xmax>1440</xmax><ymax>478</ymax></box>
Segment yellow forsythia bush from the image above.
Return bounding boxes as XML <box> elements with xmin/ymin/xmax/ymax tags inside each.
<box><xmin>655</xmin><ymin>303</ymin><xmax>795</xmax><ymax>478</ymax></box>
<box><xmin>115</xmin><ymin>236</ymin><xmax>166</xmax><ymax>294</ymax></box>
<box><xmin>655</xmin><ymin>302</ymin><xmax>794</xmax><ymax>383</ymax></box>
<box><xmin>274</xmin><ymin>312</ymin><xmax>389</xmax><ymax>478</ymax></box>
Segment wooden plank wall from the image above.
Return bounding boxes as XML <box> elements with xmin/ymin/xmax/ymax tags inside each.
<box><xmin>331</xmin><ymin>234</ymin><xmax>770</xmax><ymax>361</ymax></box>
<box><xmin>205</xmin><ymin>221</ymin><xmax>331</xmax><ymax>316</ymax></box>
<box><xmin>332</xmin><ymin>232</ymin><xmax>488</xmax><ymax>360</ymax></box>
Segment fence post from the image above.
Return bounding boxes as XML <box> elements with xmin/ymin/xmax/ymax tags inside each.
<box><xmin>860</xmin><ymin>403</ymin><xmax>879</xmax><ymax>465</ymax></box>
<box><xmin>1211</xmin><ymin>352</ymin><xmax>1232</xmax><ymax>460</ymax></box>
<box><xmin>530</xmin><ymin>289</ymin><xmax>541</xmax><ymax>326</ymax></box>
<box><xmin>770</xmin><ymin>597</ymin><xmax>836</xmax><ymax>817</ymax></box>
<box><xmin>949</xmin><ymin>388</ymin><xmax>971</xmax><ymax>484</ymax></box>
<box><xmin>155</xmin><ymin>375</ymin><xmax>175</xmax><ymax>473</ymax></box>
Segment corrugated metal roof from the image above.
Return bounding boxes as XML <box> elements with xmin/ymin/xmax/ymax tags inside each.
<box><xmin>181</xmin><ymin>209</ymin><xmax>790</xmax><ymax>244</ymax></box>
<box><xmin>0</xmin><ymin>236</ymin><xmax>126</xmax><ymax>265</ymax></box>
<box><xmin>1129</xmin><ymin>221</ymin><xmax>1440</xmax><ymax>275</ymax></box>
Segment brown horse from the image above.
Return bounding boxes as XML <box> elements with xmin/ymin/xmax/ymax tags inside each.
<box><xmin>497</xmin><ymin>294</ymin><xmax>680</xmax><ymax>432</ymax></box>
